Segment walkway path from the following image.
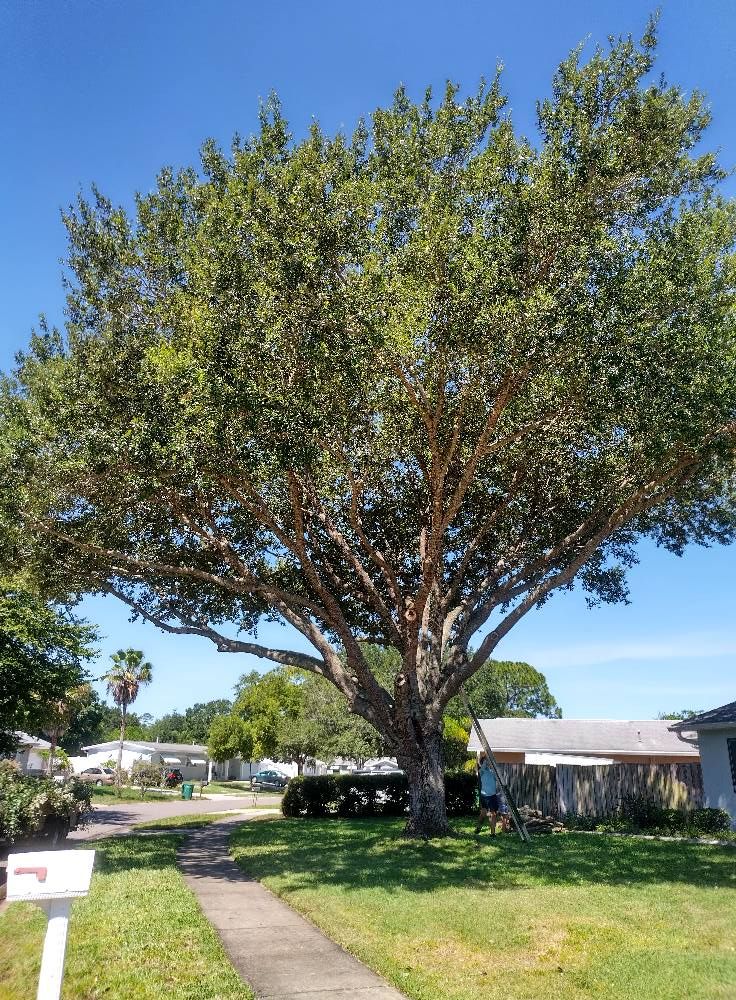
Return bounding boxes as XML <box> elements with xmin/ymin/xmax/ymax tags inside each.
<box><xmin>178</xmin><ymin>815</ymin><xmax>407</xmax><ymax>1000</ymax></box>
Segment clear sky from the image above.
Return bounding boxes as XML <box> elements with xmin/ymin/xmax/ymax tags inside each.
<box><xmin>1</xmin><ymin>0</ymin><xmax>734</xmax><ymax>721</ymax></box>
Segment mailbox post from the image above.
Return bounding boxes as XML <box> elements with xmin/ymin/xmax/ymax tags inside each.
<box><xmin>7</xmin><ymin>850</ymin><xmax>95</xmax><ymax>1000</ymax></box>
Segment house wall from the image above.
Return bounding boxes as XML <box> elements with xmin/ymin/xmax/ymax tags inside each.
<box><xmin>83</xmin><ymin>747</ymin><xmax>152</xmax><ymax>770</ymax></box>
<box><xmin>698</xmin><ymin>728</ymin><xmax>736</xmax><ymax>829</ymax></box>
<box><xmin>149</xmin><ymin>753</ymin><xmax>208</xmax><ymax>781</ymax></box>
<box><xmin>14</xmin><ymin>747</ymin><xmax>47</xmax><ymax>774</ymax></box>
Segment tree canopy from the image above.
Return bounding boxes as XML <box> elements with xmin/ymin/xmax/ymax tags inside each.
<box><xmin>2</xmin><ymin>23</ymin><xmax>735</xmax><ymax>833</ymax></box>
<box><xmin>0</xmin><ymin>587</ymin><xmax>97</xmax><ymax>753</ymax></box>
<box><xmin>448</xmin><ymin>659</ymin><xmax>561</xmax><ymax>720</ymax></box>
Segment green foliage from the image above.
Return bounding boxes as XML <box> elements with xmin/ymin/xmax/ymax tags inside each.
<box><xmin>101</xmin><ymin>649</ymin><xmax>153</xmax><ymax>714</ymax></box>
<box><xmin>441</xmin><ymin>716</ymin><xmax>472</xmax><ymax>769</ymax></box>
<box><xmin>281</xmin><ymin>771</ymin><xmax>476</xmax><ymax>819</ymax></box>
<box><xmin>129</xmin><ymin>759</ymin><xmax>162</xmax><ymax>797</ymax></box>
<box><xmin>207</xmin><ymin>713</ymin><xmax>253</xmax><ymax>762</ymax></box>
<box><xmin>0</xmin><ymin>760</ymin><xmax>91</xmax><ymax>844</ymax></box>
<box><xmin>0</xmin><ymin>587</ymin><xmax>97</xmax><ymax>753</ymax></box>
<box><xmin>656</xmin><ymin>709</ymin><xmax>700</xmax><ymax>720</ymax></box>
<box><xmin>564</xmin><ymin>798</ymin><xmax>732</xmax><ymax>838</ymax></box>
<box><xmin>448</xmin><ymin>659</ymin><xmax>562</xmax><ymax>720</ymax></box>
<box><xmin>3</xmin><ymin>23</ymin><xmax>736</xmax><ymax>833</ymax></box>
<box><xmin>146</xmin><ymin>699</ymin><xmax>233</xmax><ymax>744</ymax></box>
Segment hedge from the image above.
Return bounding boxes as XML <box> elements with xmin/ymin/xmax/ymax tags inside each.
<box><xmin>0</xmin><ymin>760</ymin><xmax>91</xmax><ymax>846</ymax></box>
<box><xmin>281</xmin><ymin>771</ymin><xmax>477</xmax><ymax>819</ymax></box>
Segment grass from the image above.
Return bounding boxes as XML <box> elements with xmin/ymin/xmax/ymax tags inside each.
<box><xmin>202</xmin><ymin>780</ymin><xmax>282</xmax><ymax>798</ymax></box>
<box><xmin>89</xmin><ymin>784</ymin><xmax>172</xmax><ymax>800</ymax></box>
<box><xmin>0</xmin><ymin>835</ymin><xmax>250</xmax><ymax>1000</ymax></box>
<box><xmin>229</xmin><ymin>817</ymin><xmax>736</xmax><ymax>1000</ymax></box>
<box><xmin>132</xmin><ymin>811</ymin><xmax>234</xmax><ymax>829</ymax></box>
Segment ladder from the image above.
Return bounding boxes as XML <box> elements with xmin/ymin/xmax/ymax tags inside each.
<box><xmin>461</xmin><ymin>688</ymin><xmax>531</xmax><ymax>844</ymax></box>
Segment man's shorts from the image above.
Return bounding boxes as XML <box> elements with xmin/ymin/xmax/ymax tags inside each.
<box><xmin>480</xmin><ymin>793</ymin><xmax>500</xmax><ymax>812</ymax></box>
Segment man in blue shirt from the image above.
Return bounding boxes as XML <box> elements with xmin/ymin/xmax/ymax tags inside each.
<box><xmin>474</xmin><ymin>751</ymin><xmax>500</xmax><ymax>836</ymax></box>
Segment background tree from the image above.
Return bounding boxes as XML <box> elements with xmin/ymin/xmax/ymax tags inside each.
<box><xmin>41</xmin><ymin>682</ymin><xmax>93</xmax><ymax>773</ymax></box>
<box><xmin>207</xmin><ymin>714</ymin><xmax>253</xmax><ymax>765</ymax></box>
<box><xmin>447</xmin><ymin>659</ymin><xmax>562</xmax><ymax>721</ymax></box>
<box><xmin>100</xmin><ymin>649</ymin><xmax>153</xmax><ymax>789</ymax></box>
<box><xmin>0</xmin><ymin>586</ymin><xmax>97</xmax><ymax>753</ymax></box>
<box><xmin>3</xmin><ymin>25</ymin><xmax>736</xmax><ymax>835</ymax></box>
<box><xmin>144</xmin><ymin>699</ymin><xmax>233</xmax><ymax>744</ymax></box>
<box><xmin>657</xmin><ymin>709</ymin><xmax>700</xmax><ymax>721</ymax></box>
<box><xmin>59</xmin><ymin>688</ymin><xmax>108</xmax><ymax>752</ymax></box>
<box><xmin>233</xmin><ymin>670</ymin><xmax>303</xmax><ymax>762</ymax></box>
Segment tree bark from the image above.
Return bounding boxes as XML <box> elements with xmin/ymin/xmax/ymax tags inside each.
<box><xmin>117</xmin><ymin>703</ymin><xmax>126</xmax><ymax>792</ymax></box>
<box><xmin>400</xmin><ymin>729</ymin><xmax>450</xmax><ymax>838</ymax></box>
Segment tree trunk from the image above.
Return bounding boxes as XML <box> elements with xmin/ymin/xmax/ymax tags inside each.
<box><xmin>47</xmin><ymin>731</ymin><xmax>59</xmax><ymax>776</ymax></box>
<box><xmin>400</xmin><ymin>729</ymin><xmax>450</xmax><ymax>838</ymax></box>
<box><xmin>117</xmin><ymin>704</ymin><xmax>126</xmax><ymax>792</ymax></box>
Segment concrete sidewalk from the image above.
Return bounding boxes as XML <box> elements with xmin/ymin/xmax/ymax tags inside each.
<box><xmin>178</xmin><ymin>816</ymin><xmax>407</xmax><ymax>1000</ymax></box>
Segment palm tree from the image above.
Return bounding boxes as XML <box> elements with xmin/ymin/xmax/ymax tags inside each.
<box><xmin>100</xmin><ymin>649</ymin><xmax>153</xmax><ymax>790</ymax></box>
<box><xmin>42</xmin><ymin>683</ymin><xmax>93</xmax><ymax>775</ymax></box>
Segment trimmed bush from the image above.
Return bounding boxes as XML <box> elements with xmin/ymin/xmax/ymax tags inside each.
<box><xmin>563</xmin><ymin>795</ymin><xmax>732</xmax><ymax>839</ymax></box>
<box><xmin>690</xmin><ymin>807</ymin><xmax>731</xmax><ymax>834</ymax></box>
<box><xmin>282</xmin><ymin>771</ymin><xmax>476</xmax><ymax>819</ymax></box>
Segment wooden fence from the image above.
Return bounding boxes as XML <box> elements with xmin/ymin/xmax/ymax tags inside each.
<box><xmin>496</xmin><ymin>762</ymin><xmax>703</xmax><ymax>817</ymax></box>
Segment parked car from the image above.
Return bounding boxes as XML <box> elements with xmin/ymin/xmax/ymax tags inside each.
<box><xmin>250</xmin><ymin>769</ymin><xmax>289</xmax><ymax>791</ymax></box>
<box><xmin>79</xmin><ymin>766</ymin><xmax>115</xmax><ymax>786</ymax></box>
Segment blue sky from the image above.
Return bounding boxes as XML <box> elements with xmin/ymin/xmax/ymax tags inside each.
<box><xmin>1</xmin><ymin>0</ymin><xmax>734</xmax><ymax>720</ymax></box>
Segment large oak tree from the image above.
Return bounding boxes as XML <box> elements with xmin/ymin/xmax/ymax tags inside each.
<box><xmin>2</xmin><ymin>25</ymin><xmax>736</xmax><ymax>834</ymax></box>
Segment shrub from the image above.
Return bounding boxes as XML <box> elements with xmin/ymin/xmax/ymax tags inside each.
<box><xmin>282</xmin><ymin>771</ymin><xmax>476</xmax><ymax>819</ymax></box>
<box><xmin>562</xmin><ymin>797</ymin><xmax>732</xmax><ymax>839</ymax></box>
<box><xmin>0</xmin><ymin>765</ymin><xmax>90</xmax><ymax>845</ymax></box>
<box><xmin>689</xmin><ymin>807</ymin><xmax>731</xmax><ymax>834</ymax></box>
<box><xmin>130</xmin><ymin>760</ymin><xmax>163</xmax><ymax>797</ymax></box>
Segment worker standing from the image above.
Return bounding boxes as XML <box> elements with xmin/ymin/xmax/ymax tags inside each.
<box><xmin>474</xmin><ymin>751</ymin><xmax>500</xmax><ymax>837</ymax></box>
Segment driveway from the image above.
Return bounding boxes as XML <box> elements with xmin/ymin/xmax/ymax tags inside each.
<box><xmin>69</xmin><ymin>795</ymin><xmax>280</xmax><ymax>840</ymax></box>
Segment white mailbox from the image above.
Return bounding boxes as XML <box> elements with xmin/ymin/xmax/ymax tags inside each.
<box><xmin>7</xmin><ymin>850</ymin><xmax>95</xmax><ymax>1000</ymax></box>
<box><xmin>7</xmin><ymin>850</ymin><xmax>95</xmax><ymax>902</ymax></box>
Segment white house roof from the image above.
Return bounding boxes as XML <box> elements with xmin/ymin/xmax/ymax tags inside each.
<box><xmin>83</xmin><ymin>740</ymin><xmax>208</xmax><ymax>756</ymax></box>
<box><xmin>467</xmin><ymin>718</ymin><xmax>699</xmax><ymax>757</ymax></box>
<box><xmin>14</xmin><ymin>731</ymin><xmax>52</xmax><ymax>750</ymax></box>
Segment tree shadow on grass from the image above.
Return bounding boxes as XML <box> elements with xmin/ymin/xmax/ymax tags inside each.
<box><xmin>89</xmin><ymin>834</ymin><xmax>183</xmax><ymax>875</ymax></box>
<box><xmin>229</xmin><ymin>818</ymin><xmax>736</xmax><ymax>896</ymax></box>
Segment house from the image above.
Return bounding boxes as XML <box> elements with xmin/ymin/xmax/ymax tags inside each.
<box><xmin>81</xmin><ymin>740</ymin><xmax>210</xmax><ymax>780</ymax></box>
<box><xmin>669</xmin><ymin>702</ymin><xmax>736</xmax><ymax>829</ymax></box>
<box><xmin>216</xmin><ymin>756</ymin><xmax>327</xmax><ymax>781</ymax></box>
<box><xmin>12</xmin><ymin>732</ymin><xmax>52</xmax><ymax>775</ymax></box>
<box><xmin>467</xmin><ymin>718</ymin><xmax>700</xmax><ymax>765</ymax></box>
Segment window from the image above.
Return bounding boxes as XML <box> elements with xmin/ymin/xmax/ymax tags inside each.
<box><xmin>728</xmin><ymin>738</ymin><xmax>736</xmax><ymax>793</ymax></box>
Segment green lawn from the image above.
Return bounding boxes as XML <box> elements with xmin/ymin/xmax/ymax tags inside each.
<box><xmin>202</xmin><ymin>780</ymin><xmax>282</xmax><ymax>798</ymax></box>
<box><xmin>89</xmin><ymin>784</ymin><xmax>173</xmax><ymax>800</ymax></box>
<box><xmin>0</xmin><ymin>835</ymin><xmax>250</xmax><ymax>1000</ymax></box>
<box><xmin>133</xmin><ymin>811</ymin><xmax>234</xmax><ymax>829</ymax></box>
<box><xmin>229</xmin><ymin>818</ymin><xmax>736</xmax><ymax>1000</ymax></box>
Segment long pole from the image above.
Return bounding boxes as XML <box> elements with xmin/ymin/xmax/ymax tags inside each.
<box><xmin>37</xmin><ymin>899</ymin><xmax>72</xmax><ymax>1000</ymax></box>
<box><xmin>461</xmin><ymin>688</ymin><xmax>530</xmax><ymax>844</ymax></box>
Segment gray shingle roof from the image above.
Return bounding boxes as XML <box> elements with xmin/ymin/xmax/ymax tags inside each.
<box><xmin>467</xmin><ymin>718</ymin><xmax>698</xmax><ymax>756</ymax></box>
<box><xmin>669</xmin><ymin>701</ymin><xmax>736</xmax><ymax>731</ymax></box>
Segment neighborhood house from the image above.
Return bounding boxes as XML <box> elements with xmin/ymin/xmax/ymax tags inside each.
<box><xmin>669</xmin><ymin>701</ymin><xmax>736</xmax><ymax>828</ymax></box>
<box><xmin>81</xmin><ymin>740</ymin><xmax>210</xmax><ymax>781</ymax></box>
<box><xmin>467</xmin><ymin>717</ymin><xmax>700</xmax><ymax>765</ymax></box>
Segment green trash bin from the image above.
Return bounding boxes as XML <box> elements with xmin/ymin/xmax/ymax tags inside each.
<box><xmin>181</xmin><ymin>782</ymin><xmax>194</xmax><ymax>801</ymax></box>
